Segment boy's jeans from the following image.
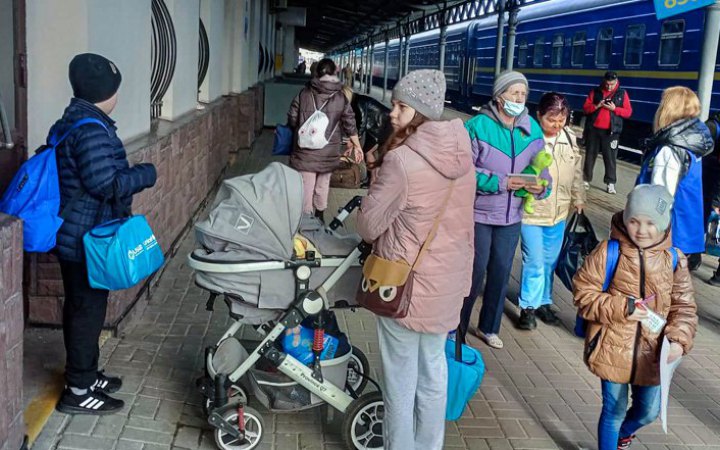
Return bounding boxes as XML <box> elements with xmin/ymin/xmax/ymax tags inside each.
<box><xmin>598</xmin><ymin>380</ymin><xmax>661</xmax><ymax>450</ymax></box>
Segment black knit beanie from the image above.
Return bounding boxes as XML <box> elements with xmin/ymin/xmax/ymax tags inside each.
<box><xmin>68</xmin><ymin>53</ymin><xmax>122</xmax><ymax>104</ymax></box>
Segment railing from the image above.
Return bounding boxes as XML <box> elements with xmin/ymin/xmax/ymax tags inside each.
<box><xmin>150</xmin><ymin>0</ymin><xmax>177</xmax><ymax>118</ymax></box>
<box><xmin>198</xmin><ymin>18</ymin><xmax>209</xmax><ymax>89</ymax></box>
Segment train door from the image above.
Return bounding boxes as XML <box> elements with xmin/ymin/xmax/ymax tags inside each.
<box><xmin>459</xmin><ymin>22</ymin><xmax>477</xmax><ymax>103</ymax></box>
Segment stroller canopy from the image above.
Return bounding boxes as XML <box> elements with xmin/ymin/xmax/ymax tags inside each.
<box><xmin>195</xmin><ymin>162</ymin><xmax>303</xmax><ymax>260</ymax></box>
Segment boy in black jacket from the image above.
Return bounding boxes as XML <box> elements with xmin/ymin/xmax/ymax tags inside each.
<box><xmin>53</xmin><ymin>53</ymin><xmax>157</xmax><ymax>415</ymax></box>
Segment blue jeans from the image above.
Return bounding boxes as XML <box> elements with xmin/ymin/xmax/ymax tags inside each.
<box><xmin>519</xmin><ymin>221</ymin><xmax>566</xmax><ymax>309</ymax></box>
<box><xmin>598</xmin><ymin>380</ymin><xmax>661</xmax><ymax>450</ymax></box>
<box><xmin>460</xmin><ymin>222</ymin><xmax>522</xmax><ymax>337</ymax></box>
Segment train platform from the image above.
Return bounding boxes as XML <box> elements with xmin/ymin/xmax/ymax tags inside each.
<box><xmin>22</xmin><ymin>124</ymin><xmax>720</xmax><ymax>450</ymax></box>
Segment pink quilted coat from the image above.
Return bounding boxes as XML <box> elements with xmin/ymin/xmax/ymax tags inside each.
<box><xmin>357</xmin><ymin>118</ymin><xmax>476</xmax><ymax>334</ymax></box>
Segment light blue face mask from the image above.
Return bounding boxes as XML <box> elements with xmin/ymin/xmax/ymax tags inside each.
<box><xmin>502</xmin><ymin>99</ymin><xmax>525</xmax><ymax>117</ymax></box>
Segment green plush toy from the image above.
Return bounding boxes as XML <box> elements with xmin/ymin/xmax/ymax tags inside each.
<box><xmin>514</xmin><ymin>150</ymin><xmax>553</xmax><ymax>214</ymax></box>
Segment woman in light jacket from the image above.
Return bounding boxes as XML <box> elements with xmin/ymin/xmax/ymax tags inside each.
<box><xmin>287</xmin><ymin>58</ymin><xmax>362</xmax><ymax>222</ymax></box>
<box><xmin>357</xmin><ymin>70</ymin><xmax>475</xmax><ymax>450</ymax></box>
<box><xmin>517</xmin><ymin>92</ymin><xmax>585</xmax><ymax>330</ymax></box>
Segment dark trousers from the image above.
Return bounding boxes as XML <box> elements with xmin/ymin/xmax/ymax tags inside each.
<box><xmin>59</xmin><ymin>260</ymin><xmax>109</xmax><ymax>389</ymax></box>
<box><xmin>459</xmin><ymin>222</ymin><xmax>522</xmax><ymax>338</ymax></box>
<box><xmin>583</xmin><ymin>126</ymin><xmax>619</xmax><ymax>184</ymax></box>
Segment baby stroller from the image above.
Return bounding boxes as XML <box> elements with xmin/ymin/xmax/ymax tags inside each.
<box><xmin>188</xmin><ymin>163</ymin><xmax>384</xmax><ymax>450</ymax></box>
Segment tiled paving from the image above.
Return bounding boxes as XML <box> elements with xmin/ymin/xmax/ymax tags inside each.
<box><xmin>27</xmin><ymin>123</ymin><xmax>720</xmax><ymax>450</ymax></box>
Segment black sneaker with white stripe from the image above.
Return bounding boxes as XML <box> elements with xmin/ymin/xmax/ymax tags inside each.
<box><xmin>56</xmin><ymin>388</ymin><xmax>124</xmax><ymax>415</ymax></box>
<box><xmin>93</xmin><ymin>371</ymin><xmax>122</xmax><ymax>394</ymax></box>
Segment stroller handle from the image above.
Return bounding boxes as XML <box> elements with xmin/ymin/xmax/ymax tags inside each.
<box><xmin>329</xmin><ymin>196</ymin><xmax>363</xmax><ymax>230</ymax></box>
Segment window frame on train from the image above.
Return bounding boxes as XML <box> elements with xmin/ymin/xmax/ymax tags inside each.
<box><xmin>658</xmin><ymin>19</ymin><xmax>685</xmax><ymax>67</ymax></box>
<box><xmin>595</xmin><ymin>27</ymin><xmax>614</xmax><ymax>68</ymax></box>
<box><xmin>624</xmin><ymin>24</ymin><xmax>646</xmax><ymax>68</ymax></box>
<box><xmin>572</xmin><ymin>31</ymin><xmax>586</xmax><ymax>68</ymax></box>
<box><xmin>551</xmin><ymin>33</ymin><xmax>564</xmax><ymax>68</ymax></box>
<box><xmin>518</xmin><ymin>39</ymin><xmax>529</xmax><ymax>68</ymax></box>
<box><xmin>533</xmin><ymin>36</ymin><xmax>545</xmax><ymax>67</ymax></box>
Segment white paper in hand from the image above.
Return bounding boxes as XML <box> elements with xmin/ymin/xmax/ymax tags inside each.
<box><xmin>660</xmin><ymin>336</ymin><xmax>682</xmax><ymax>433</ymax></box>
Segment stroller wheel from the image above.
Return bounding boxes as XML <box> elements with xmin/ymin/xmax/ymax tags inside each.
<box><xmin>345</xmin><ymin>346</ymin><xmax>369</xmax><ymax>397</ymax></box>
<box><xmin>214</xmin><ymin>405</ymin><xmax>264</xmax><ymax>450</ymax></box>
<box><xmin>342</xmin><ymin>391</ymin><xmax>384</xmax><ymax>450</ymax></box>
<box><xmin>204</xmin><ymin>384</ymin><xmax>249</xmax><ymax>416</ymax></box>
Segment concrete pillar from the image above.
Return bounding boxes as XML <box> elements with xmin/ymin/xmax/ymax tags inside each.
<box><xmin>161</xmin><ymin>0</ymin><xmax>199</xmax><ymax>120</ymax></box>
<box><xmin>698</xmin><ymin>1</ymin><xmax>720</xmax><ymax>121</ymax></box>
<box><xmin>494</xmin><ymin>0</ymin><xmax>506</xmax><ymax>77</ymax></box>
<box><xmin>199</xmin><ymin>0</ymin><xmax>225</xmax><ymax>103</ymax></box>
<box><xmin>227</xmin><ymin>0</ymin><xmax>248</xmax><ymax>93</ymax></box>
<box><xmin>505</xmin><ymin>1</ymin><xmax>519</xmax><ymax>71</ymax></box>
<box><xmin>282</xmin><ymin>25</ymin><xmax>296</xmax><ymax>73</ymax></box>
<box><xmin>382</xmin><ymin>35</ymin><xmax>389</xmax><ymax>102</ymax></box>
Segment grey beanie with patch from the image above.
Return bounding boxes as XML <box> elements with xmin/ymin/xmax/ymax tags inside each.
<box><xmin>392</xmin><ymin>69</ymin><xmax>446</xmax><ymax>120</ymax></box>
<box><xmin>623</xmin><ymin>184</ymin><xmax>675</xmax><ymax>232</ymax></box>
<box><xmin>492</xmin><ymin>70</ymin><xmax>528</xmax><ymax>98</ymax></box>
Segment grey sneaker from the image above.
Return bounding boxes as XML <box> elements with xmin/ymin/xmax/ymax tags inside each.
<box><xmin>583</xmin><ymin>182</ymin><xmax>590</xmax><ymax>191</ymax></box>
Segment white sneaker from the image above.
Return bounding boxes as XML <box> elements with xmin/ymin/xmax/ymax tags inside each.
<box><xmin>607</xmin><ymin>183</ymin><xmax>617</xmax><ymax>194</ymax></box>
<box><xmin>473</xmin><ymin>330</ymin><xmax>504</xmax><ymax>349</ymax></box>
<box><xmin>583</xmin><ymin>182</ymin><xmax>590</xmax><ymax>191</ymax></box>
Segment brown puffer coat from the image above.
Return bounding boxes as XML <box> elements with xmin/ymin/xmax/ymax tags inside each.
<box><xmin>572</xmin><ymin>212</ymin><xmax>697</xmax><ymax>386</ymax></box>
<box><xmin>287</xmin><ymin>76</ymin><xmax>358</xmax><ymax>173</ymax></box>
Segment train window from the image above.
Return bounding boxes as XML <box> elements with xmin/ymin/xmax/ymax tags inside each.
<box><xmin>572</xmin><ymin>31</ymin><xmax>586</xmax><ymax>68</ymax></box>
<box><xmin>624</xmin><ymin>24</ymin><xmax>646</xmax><ymax>67</ymax></box>
<box><xmin>518</xmin><ymin>39</ymin><xmax>528</xmax><ymax>67</ymax></box>
<box><xmin>595</xmin><ymin>28</ymin><xmax>613</xmax><ymax>68</ymax></box>
<box><xmin>533</xmin><ymin>36</ymin><xmax>545</xmax><ymax>67</ymax></box>
<box><xmin>659</xmin><ymin>20</ymin><xmax>685</xmax><ymax>67</ymax></box>
<box><xmin>552</xmin><ymin>34</ymin><xmax>564</xmax><ymax>68</ymax></box>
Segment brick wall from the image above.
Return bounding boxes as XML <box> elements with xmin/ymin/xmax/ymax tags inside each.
<box><xmin>0</xmin><ymin>214</ymin><xmax>25</xmax><ymax>450</ymax></box>
<box><xmin>27</xmin><ymin>86</ymin><xmax>264</xmax><ymax>329</ymax></box>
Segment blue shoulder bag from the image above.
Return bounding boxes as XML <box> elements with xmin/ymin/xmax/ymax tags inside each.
<box><xmin>84</xmin><ymin>214</ymin><xmax>164</xmax><ymax>291</ymax></box>
<box><xmin>445</xmin><ymin>329</ymin><xmax>485</xmax><ymax>421</ymax></box>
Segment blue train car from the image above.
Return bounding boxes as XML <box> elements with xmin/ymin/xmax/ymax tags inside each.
<box><xmin>360</xmin><ymin>0</ymin><xmax>720</xmax><ymax>148</ymax></box>
<box><xmin>371</xmin><ymin>40</ymin><xmax>401</xmax><ymax>89</ymax></box>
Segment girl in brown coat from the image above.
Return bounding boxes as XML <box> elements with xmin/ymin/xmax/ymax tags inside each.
<box><xmin>573</xmin><ymin>184</ymin><xmax>697</xmax><ymax>450</ymax></box>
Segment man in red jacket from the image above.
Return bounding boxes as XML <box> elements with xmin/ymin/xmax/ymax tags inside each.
<box><xmin>582</xmin><ymin>71</ymin><xmax>633</xmax><ymax>194</ymax></box>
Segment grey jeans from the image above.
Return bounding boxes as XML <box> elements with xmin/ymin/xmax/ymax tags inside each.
<box><xmin>376</xmin><ymin>316</ymin><xmax>448</xmax><ymax>450</ymax></box>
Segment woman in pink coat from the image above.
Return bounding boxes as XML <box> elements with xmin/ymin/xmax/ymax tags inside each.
<box><xmin>357</xmin><ymin>70</ymin><xmax>476</xmax><ymax>449</ymax></box>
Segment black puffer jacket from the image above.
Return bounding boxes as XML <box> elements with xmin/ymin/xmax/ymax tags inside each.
<box><xmin>52</xmin><ymin>98</ymin><xmax>156</xmax><ymax>262</ymax></box>
<box><xmin>644</xmin><ymin>118</ymin><xmax>714</xmax><ymax>175</ymax></box>
<box><xmin>350</xmin><ymin>94</ymin><xmax>392</xmax><ymax>152</ymax></box>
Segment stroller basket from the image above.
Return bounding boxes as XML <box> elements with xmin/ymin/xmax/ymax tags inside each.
<box><xmin>249</xmin><ymin>348</ymin><xmax>351</xmax><ymax>411</ymax></box>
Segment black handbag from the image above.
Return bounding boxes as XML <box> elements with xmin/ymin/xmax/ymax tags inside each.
<box><xmin>555</xmin><ymin>212</ymin><xmax>600</xmax><ymax>292</ymax></box>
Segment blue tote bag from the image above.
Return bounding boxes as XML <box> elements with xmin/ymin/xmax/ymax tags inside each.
<box><xmin>446</xmin><ymin>331</ymin><xmax>485</xmax><ymax>420</ymax></box>
<box><xmin>84</xmin><ymin>215</ymin><xmax>164</xmax><ymax>290</ymax></box>
<box><xmin>272</xmin><ymin>124</ymin><xmax>293</xmax><ymax>155</ymax></box>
